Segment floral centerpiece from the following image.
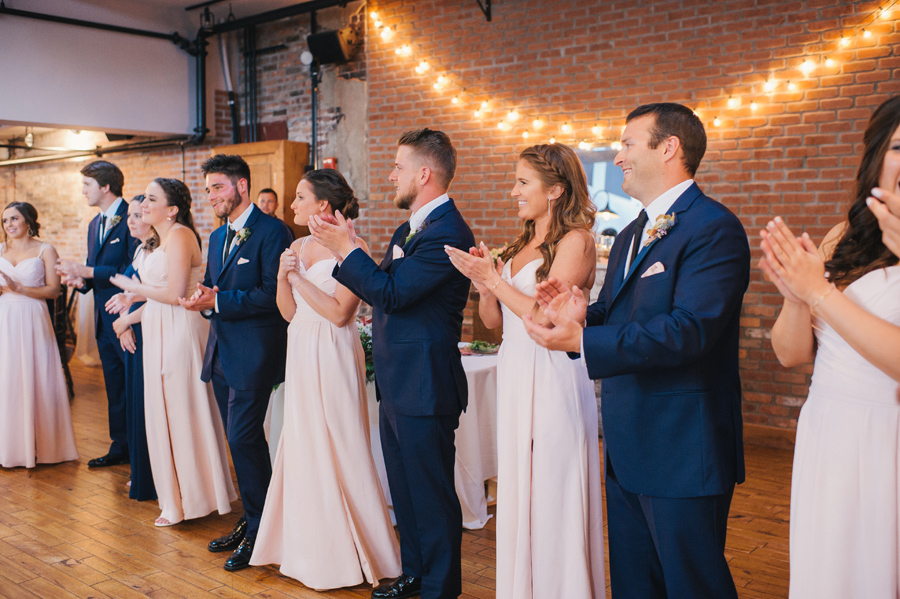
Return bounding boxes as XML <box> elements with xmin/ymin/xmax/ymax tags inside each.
<box><xmin>357</xmin><ymin>315</ymin><xmax>375</xmax><ymax>383</ymax></box>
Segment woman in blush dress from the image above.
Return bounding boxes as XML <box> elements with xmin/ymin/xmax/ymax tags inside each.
<box><xmin>0</xmin><ymin>202</ymin><xmax>78</xmax><ymax>468</ymax></box>
<box><xmin>112</xmin><ymin>178</ymin><xmax>236</xmax><ymax>527</ymax></box>
<box><xmin>105</xmin><ymin>195</ymin><xmax>158</xmax><ymax>501</ymax></box>
<box><xmin>250</xmin><ymin>169</ymin><xmax>401</xmax><ymax>590</ymax></box>
<box><xmin>761</xmin><ymin>95</ymin><xmax>900</xmax><ymax>598</ymax></box>
<box><xmin>445</xmin><ymin>143</ymin><xmax>605</xmax><ymax>598</ymax></box>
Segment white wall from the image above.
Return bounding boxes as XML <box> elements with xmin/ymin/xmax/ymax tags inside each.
<box><xmin>0</xmin><ymin>0</ymin><xmax>194</xmax><ymax>135</ymax></box>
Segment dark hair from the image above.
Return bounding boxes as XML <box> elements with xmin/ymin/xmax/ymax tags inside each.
<box><xmin>626</xmin><ymin>103</ymin><xmax>707</xmax><ymax>176</ymax></box>
<box><xmin>80</xmin><ymin>160</ymin><xmax>124</xmax><ymax>197</ymax></box>
<box><xmin>303</xmin><ymin>169</ymin><xmax>360</xmax><ymax>219</ymax></box>
<box><xmin>2</xmin><ymin>201</ymin><xmax>40</xmax><ymax>240</ymax></box>
<box><xmin>201</xmin><ymin>154</ymin><xmax>251</xmax><ymax>192</ymax></box>
<box><xmin>153</xmin><ymin>178</ymin><xmax>202</xmax><ymax>248</ymax></box>
<box><xmin>501</xmin><ymin>144</ymin><xmax>595</xmax><ymax>282</ymax></box>
<box><xmin>128</xmin><ymin>194</ymin><xmax>159</xmax><ymax>251</ymax></box>
<box><xmin>258</xmin><ymin>188</ymin><xmax>278</xmax><ymax>200</ymax></box>
<box><xmin>825</xmin><ymin>96</ymin><xmax>900</xmax><ymax>287</ymax></box>
<box><xmin>397</xmin><ymin>128</ymin><xmax>457</xmax><ymax>188</ymax></box>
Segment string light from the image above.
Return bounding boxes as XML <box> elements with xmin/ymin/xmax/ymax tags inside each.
<box><xmin>611</xmin><ymin>141</ymin><xmax>622</xmax><ymax>151</ymax></box>
<box><xmin>366</xmin><ymin>0</ymin><xmax>894</xmax><ymax>143</ymax></box>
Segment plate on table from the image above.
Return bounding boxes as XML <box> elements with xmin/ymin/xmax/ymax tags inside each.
<box><xmin>458</xmin><ymin>341</ymin><xmax>499</xmax><ymax>356</ymax></box>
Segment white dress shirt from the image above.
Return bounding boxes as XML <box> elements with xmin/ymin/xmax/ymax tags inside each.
<box><xmin>408</xmin><ymin>193</ymin><xmax>450</xmax><ymax>234</ymax></box>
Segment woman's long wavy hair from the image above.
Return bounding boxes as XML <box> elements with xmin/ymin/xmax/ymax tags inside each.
<box><xmin>153</xmin><ymin>178</ymin><xmax>202</xmax><ymax>249</ymax></box>
<box><xmin>825</xmin><ymin>96</ymin><xmax>900</xmax><ymax>287</ymax></box>
<box><xmin>501</xmin><ymin>143</ymin><xmax>595</xmax><ymax>282</ymax></box>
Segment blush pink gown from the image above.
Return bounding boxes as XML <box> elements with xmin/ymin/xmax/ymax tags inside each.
<box><xmin>495</xmin><ymin>258</ymin><xmax>605</xmax><ymax>598</ymax></box>
<box><xmin>140</xmin><ymin>247</ymin><xmax>236</xmax><ymax>523</ymax></box>
<box><xmin>789</xmin><ymin>266</ymin><xmax>900</xmax><ymax>598</ymax></box>
<box><xmin>250</xmin><ymin>254</ymin><xmax>401</xmax><ymax>590</ymax></box>
<box><xmin>0</xmin><ymin>243</ymin><xmax>78</xmax><ymax>468</ymax></box>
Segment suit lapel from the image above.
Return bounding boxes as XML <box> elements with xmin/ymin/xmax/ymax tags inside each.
<box><xmin>96</xmin><ymin>202</ymin><xmax>128</xmax><ymax>254</ymax></box>
<box><xmin>609</xmin><ymin>183</ymin><xmax>703</xmax><ymax>307</ymax></box>
<box><xmin>87</xmin><ymin>215</ymin><xmax>100</xmax><ymax>262</ymax></box>
<box><xmin>381</xmin><ymin>222</ymin><xmax>410</xmax><ymax>270</ymax></box>
<box><xmin>221</xmin><ymin>206</ymin><xmax>261</xmax><ymax>276</ymax></box>
<box><xmin>210</xmin><ymin>226</ymin><xmax>227</xmax><ymax>287</ymax></box>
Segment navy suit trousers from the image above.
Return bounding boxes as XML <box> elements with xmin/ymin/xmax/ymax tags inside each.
<box><xmin>379</xmin><ymin>401</ymin><xmax>462</xmax><ymax>599</ymax></box>
<box><xmin>96</xmin><ymin>309</ymin><xmax>128</xmax><ymax>458</ymax></box>
<box><xmin>210</xmin><ymin>350</ymin><xmax>272</xmax><ymax>537</ymax></box>
<box><xmin>605</xmin><ymin>456</ymin><xmax>738</xmax><ymax>599</ymax></box>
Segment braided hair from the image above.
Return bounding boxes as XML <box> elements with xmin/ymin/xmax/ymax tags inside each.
<box><xmin>501</xmin><ymin>143</ymin><xmax>595</xmax><ymax>282</ymax></box>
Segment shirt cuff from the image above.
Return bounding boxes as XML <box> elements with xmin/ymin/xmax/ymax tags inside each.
<box><xmin>580</xmin><ymin>333</ymin><xmax>587</xmax><ymax>369</ymax></box>
<box><xmin>214</xmin><ymin>295</ymin><xmax>219</xmax><ymax>313</ymax></box>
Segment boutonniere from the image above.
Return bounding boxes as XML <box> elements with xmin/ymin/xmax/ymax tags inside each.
<box><xmin>644</xmin><ymin>213</ymin><xmax>676</xmax><ymax>247</ymax></box>
<box><xmin>108</xmin><ymin>215</ymin><xmax>122</xmax><ymax>229</ymax></box>
<box><xmin>404</xmin><ymin>219</ymin><xmax>430</xmax><ymax>245</ymax></box>
<box><xmin>235</xmin><ymin>227</ymin><xmax>251</xmax><ymax>246</ymax></box>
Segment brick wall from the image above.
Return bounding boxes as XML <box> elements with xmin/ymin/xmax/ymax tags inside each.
<box><xmin>364</xmin><ymin>0</ymin><xmax>900</xmax><ymax>430</ymax></box>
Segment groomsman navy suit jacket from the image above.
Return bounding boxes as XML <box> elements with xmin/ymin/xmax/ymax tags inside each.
<box><xmin>584</xmin><ymin>182</ymin><xmax>750</xmax><ymax>498</ymax></box>
<box><xmin>200</xmin><ymin>206</ymin><xmax>293</xmax><ymax>392</ymax></box>
<box><xmin>79</xmin><ymin>201</ymin><xmax>138</xmax><ymax>326</ymax></box>
<box><xmin>334</xmin><ymin>199</ymin><xmax>475</xmax><ymax>416</ymax></box>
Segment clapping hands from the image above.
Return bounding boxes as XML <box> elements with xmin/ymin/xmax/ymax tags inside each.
<box><xmin>178</xmin><ymin>282</ymin><xmax>218</xmax><ymax>312</ymax></box>
<box><xmin>445</xmin><ymin>242</ymin><xmax>503</xmax><ymax>294</ymax></box>
<box><xmin>278</xmin><ymin>248</ymin><xmax>307</xmax><ymax>287</ymax></box>
<box><xmin>308</xmin><ymin>211</ymin><xmax>357</xmax><ymax>261</ymax></box>
<box><xmin>759</xmin><ymin>217</ymin><xmax>830</xmax><ymax>306</ymax></box>
<box><xmin>106</xmin><ymin>292</ymin><xmax>135</xmax><ymax>315</ymax></box>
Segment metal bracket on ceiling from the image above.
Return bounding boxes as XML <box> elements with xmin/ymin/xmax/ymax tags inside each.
<box><xmin>475</xmin><ymin>0</ymin><xmax>491</xmax><ymax>22</ymax></box>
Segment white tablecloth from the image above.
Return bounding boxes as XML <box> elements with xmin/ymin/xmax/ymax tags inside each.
<box><xmin>264</xmin><ymin>353</ymin><xmax>500</xmax><ymax>530</ymax></box>
<box><xmin>367</xmin><ymin>354</ymin><xmax>499</xmax><ymax>530</ymax></box>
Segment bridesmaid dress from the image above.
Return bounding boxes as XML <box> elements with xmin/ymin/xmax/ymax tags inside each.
<box><xmin>122</xmin><ymin>246</ymin><xmax>156</xmax><ymax>501</ymax></box>
<box><xmin>789</xmin><ymin>266</ymin><xmax>900</xmax><ymax>598</ymax></box>
<box><xmin>140</xmin><ymin>246</ymin><xmax>236</xmax><ymax>523</ymax></box>
<box><xmin>494</xmin><ymin>258</ymin><xmax>605</xmax><ymax>598</ymax></box>
<box><xmin>0</xmin><ymin>243</ymin><xmax>79</xmax><ymax>468</ymax></box>
<box><xmin>251</xmin><ymin>248</ymin><xmax>401</xmax><ymax>590</ymax></box>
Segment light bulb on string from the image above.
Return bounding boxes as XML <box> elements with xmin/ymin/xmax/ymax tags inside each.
<box><xmin>561</xmin><ymin>122</ymin><xmax>572</xmax><ymax>134</ymax></box>
<box><xmin>532</xmin><ymin>118</ymin><xmax>544</xmax><ymax>130</ymax></box>
<box><xmin>591</xmin><ymin>125</ymin><xmax>602</xmax><ymax>137</ymax></box>
<box><xmin>578</xmin><ymin>140</ymin><xmax>591</xmax><ymax>150</ymax></box>
<box><xmin>480</xmin><ymin>101</ymin><xmax>490</xmax><ymax>111</ymax></box>
<box><xmin>840</xmin><ymin>36</ymin><xmax>851</xmax><ymax>47</ymax></box>
<box><xmin>395</xmin><ymin>45</ymin><xmax>412</xmax><ymax>56</ymax></box>
<box><xmin>506</xmin><ymin>110</ymin><xmax>519</xmax><ymax>122</ymax></box>
<box><xmin>863</xmin><ymin>29</ymin><xmax>872</xmax><ymax>38</ymax></box>
<box><xmin>433</xmin><ymin>75</ymin><xmax>446</xmax><ymax>90</ymax></box>
<box><xmin>374</xmin><ymin>19</ymin><xmax>383</xmax><ymax>27</ymax></box>
<box><xmin>498</xmin><ymin>121</ymin><xmax>510</xmax><ymax>131</ymax></box>
<box><xmin>473</xmin><ymin>110</ymin><xmax>481</xmax><ymax>118</ymax></box>
<box><xmin>764</xmin><ymin>79</ymin><xmax>776</xmax><ymax>92</ymax></box>
<box><xmin>788</xmin><ymin>80</ymin><xmax>797</xmax><ymax>90</ymax></box>
<box><xmin>727</xmin><ymin>96</ymin><xmax>739</xmax><ymax>108</ymax></box>
<box><xmin>825</xmin><ymin>57</ymin><xmax>835</xmax><ymax>67</ymax></box>
<box><xmin>800</xmin><ymin>60</ymin><xmax>816</xmax><ymax>75</ymax></box>
<box><xmin>713</xmin><ymin>116</ymin><xmax>721</xmax><ymax>127</ymax></box>
<box><xmin>452</xmin><ymin>96</ymin><xmax>459</xmax><ymax>104</ymax></box>
<box><xmin>522</xmin><ymin>131</ymin><xmax>530</xmax><ymax>140</ymax></box>
<box><xmin>611</xmin><ymin>141</ymin><xmax>622</xmax><ymax>151</ymax></box>
<box><xmin>415</xmin><ymin>61</ymin><xmax>430</xmax><ymax>74</ymax></box>
<box><xmin>549</xmin><ymin>137</ymin><xmax>556</xmax><ymax>144</ymax></box>
<box><xmin>380</xmin><ymin>27</ymin><xmax>393</xmax><ymax>40</ymax></box>
<box><xmin>370</xmin><ymin>11</ymin><xmax>378</xmax><ymax>19</ymax></box>
<box><xmin>751</xmin><ymin>101</ymin><xmax>758</xmax><ymax>111</ymax></box>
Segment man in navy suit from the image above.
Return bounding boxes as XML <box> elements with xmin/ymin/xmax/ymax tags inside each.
<box><xmin>525</xmin><ymin>103</ymin><xmax>750</xmax><ymax>598</ymax></box>
<box><xmin>58</xmin><ymin>160</ymin><xmax>137</xmax><ymax>468</ymax></box>
<box><xmin>311</xmin><ymin>129</ymin><xmax>475</xmax><ymax>599</ymax></box>
<box><xmin>180</xmin><ymin>154</ymin><xmax>292</xmax><ymax>572</ymax></box>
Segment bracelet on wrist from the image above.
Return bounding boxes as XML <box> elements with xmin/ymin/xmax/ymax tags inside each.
<box><xmin>489</xmin><ymin>276</ymin><xmax>502</xmax><ymax>291</ymax></box>
<box><xmin>810</xmin><ymin>283</ymin><xmax>836</xmax><ymax>313</ymax></box>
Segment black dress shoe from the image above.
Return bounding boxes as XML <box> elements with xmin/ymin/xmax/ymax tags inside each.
<box><xmin>208</xmin><ymin>518</ymin><xmax>247</xmax><ymax>553</ymax></box>
<box><xmin>371</xmin><ymin>575</ymin><xmax>422</xmax><ymax>599</ymax></box>
<box><xmin>223</xmin><ymin>537</ymin><xmax>255</xmax><ymax>572</ymax></box>
<box><xmin>87</xmin><ymin>453</ymin><xmax>129</xmax><ymax>468</ymax></box>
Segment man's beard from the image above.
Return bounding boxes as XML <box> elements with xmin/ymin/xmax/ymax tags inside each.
<box><xmin>215</xmin><ymin>188</ymin><xmax>242</xmax><ymax>219</ymax></box>
<box><xmin>393</xmin><ymin>183</ymin><xmax>417</xmax><ymax>210</ymax></box>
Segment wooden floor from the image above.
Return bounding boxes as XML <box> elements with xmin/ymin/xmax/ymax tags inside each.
<box><xmin>0</xmin><ymin>360</ymin><xmax>792</xmax><ymax>598</ymax></box>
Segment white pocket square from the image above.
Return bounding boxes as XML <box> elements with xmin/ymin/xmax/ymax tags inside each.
<box><xmin>110</xmin><ymin>238</ymin><xmax>121</xmax><ymax>244</ymax></box>
<box><xmin>237</xmin><ymin>257</ymin><xmax>250</xmax><ymax>265</ymax></box>
<box><xmin>641</xmin><ymin>261</ymin><xmax>665</xmax><ymax>278</ymax></box>
<box><xmin>392</xmin><ymin>245</ymin><xmax>405</xmax><ymax>260</ymax></box>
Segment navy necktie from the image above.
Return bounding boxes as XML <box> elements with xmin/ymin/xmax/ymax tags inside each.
<box><xmin>100</xmin><ymin>215</ymin><xmax>108</xmax><ymax>242</ymax></box>
<box><xmin>629</xmin><ymin>210</ymin><xmax>649</xmax><ymax>267</ymax></box>
<box><xmin>225</xmin><ymin>226</ymin><xmax>236</xmax><ymax>259</ymax></box>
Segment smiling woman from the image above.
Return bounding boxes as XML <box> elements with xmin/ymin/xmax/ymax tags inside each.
<box><xmin>0</xmin><ymin>201</ymin><xmax>79</xmax><ymax>469</ymax></box>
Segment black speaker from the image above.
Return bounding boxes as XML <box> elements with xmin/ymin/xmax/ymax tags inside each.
<box><xmin>306</xmin><ymin>26</ymin><xmax>359</xmax><ymax>65</ymax></box>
